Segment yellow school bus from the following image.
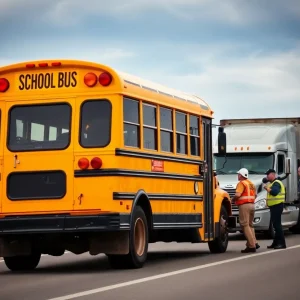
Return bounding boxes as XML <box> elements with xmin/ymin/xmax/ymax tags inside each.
<box><xmin>0</xmin><ymin>59</ymin><xmax>232</xmax><ymax>271</ymax></box>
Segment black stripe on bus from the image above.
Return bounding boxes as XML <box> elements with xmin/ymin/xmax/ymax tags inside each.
<box><xmin>113</xmin><ymin>192</ymin><xmax>203</xmax><ymax>201</ymax></box>
<box><xmin>115</xmin><ymin>148</ymin><xmax>204</xmax><ymax>165</ymax></box>
<box><xmin>74</xmin><ymin>168</ymin><xmax>203</xmax><ymax>181</ymax></box>
<box><xmin>152</xmin><ymin>213</ymin><xmax>202</xmax><ymax>229</ymax></box>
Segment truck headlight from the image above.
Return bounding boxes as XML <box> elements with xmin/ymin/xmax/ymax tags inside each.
<box><xmin>255</xmin><ymin>199</ymin><xmax>266</xmax><ymax>210</ymax></box>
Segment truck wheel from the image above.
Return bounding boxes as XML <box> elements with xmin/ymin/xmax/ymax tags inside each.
<box><xmin>4</xmin><ymin>252</ymin><xmax>41</xmax><ymax>272</ymax></box>
<box><xmin>208</xmin><ymin>204</ymin><xmax>228</xmax><ymax>253</ymax></box>
<box><xmin>263</xmin><ymin>221</ymin><xmax>275</xmax><ymax>239</ymax></box>
<box><xmin>108</xmin><ymin>205</ymin><xmax>148</xmax><ymax>269</ymax></box>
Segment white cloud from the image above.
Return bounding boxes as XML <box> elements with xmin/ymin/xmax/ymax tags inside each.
<box><xmin>48</xmin><ymin>0</ymin><xmax>300</xmax><ymax>26</ymax></box>
<box><xmin>0</xmin><ymin>47</ymin><xmax>135</xmax><ymax>68</ymax></box>
<box><xmin>1</xmin><ymin>39</ymin><xmax>298</xmax><ymax>125</ymax></box>
<box><xmin>122</xmin><ymin>43</ymin><xmax>300</xmax><ymax>123</ymax></box>
<box><xmin>0</xmin><ymin>0</ymin><xmax>56</xmax><ymax>18</ymax></box>
<box><xmin>1</xmin><ymin>0</ymin><xmax>300</xmax><ymax>26</ymax></box>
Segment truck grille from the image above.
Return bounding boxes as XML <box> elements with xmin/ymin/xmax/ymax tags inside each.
<box><xmin>223</xmin><ymin>188</ymin><xmax>238</xmax><ymax>210</ymax></box>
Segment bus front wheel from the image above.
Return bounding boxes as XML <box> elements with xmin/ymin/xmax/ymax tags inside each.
<box><xmin>107</xmin><ymin>205</ymin><xmax>148</xmax><ymax>269</ymax></box>
<box><xmin>208</xmin><ymin>204</ymin><xmax>229</xmax><ymax>253</ymax></box>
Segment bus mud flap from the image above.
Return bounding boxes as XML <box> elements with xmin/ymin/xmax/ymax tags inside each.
<box><xmin>89</xmin><ymin>231</ymin><xmax>129</xmax><ymax>255</ymax></box>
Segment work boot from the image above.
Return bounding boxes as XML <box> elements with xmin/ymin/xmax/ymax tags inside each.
<box><xmin>241</xmin><ymin>247</ymin><xmax>256</xmax><ymax>253</ymax></box>
<box><xmin>273</xmin><ymin>244</ymin><xmax>286</xmax><ymax>249</ymax></box>
<box><xmin>267</xmin><ymin>243</ymin><xmax>276</xmax><ymax>249</ymax></box>
<box><xmin>246</xmin><ymin>243</ymin><xmax>260</xmax><ymax>249</ymax></box>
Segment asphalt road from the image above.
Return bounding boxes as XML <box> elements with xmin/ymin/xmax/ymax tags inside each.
<box><xmin>1</xmin><ymin>232</ymin><xmax>300</xmax><ymax>300</ymax></box>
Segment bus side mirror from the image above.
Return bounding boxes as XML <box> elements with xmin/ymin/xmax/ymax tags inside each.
<box><xmin>285</xmin><ymin>157</ymin><xmax>291</xmax><ymax>174</ymax></box>
<box><xmin>218</xmin><ymin>126</ymin><xmax>226</xmax><ymax>155</ymax></box>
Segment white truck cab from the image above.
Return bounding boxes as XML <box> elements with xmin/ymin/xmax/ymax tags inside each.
<box><xmin>213</xmin><ymin>118</ymin><xmax>300</xmax><ymax>238</ymax></box>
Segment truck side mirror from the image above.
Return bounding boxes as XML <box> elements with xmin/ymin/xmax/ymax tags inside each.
<box><xmin>285</xmin><ymin>157</ymin><xmax>291</xmax><ymax>174</ymax></box>
<box><xmin>218</xmin><ymin>126</ymin><xmax>226</xmax><ymax>155</ymax></box>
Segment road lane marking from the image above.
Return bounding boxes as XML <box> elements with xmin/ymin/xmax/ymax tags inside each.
<box><xmin>47</xmin><ymin>244</ymin><xmax>300</xmax><ymax>300</ymax></box>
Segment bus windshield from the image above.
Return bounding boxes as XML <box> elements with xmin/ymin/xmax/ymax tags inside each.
<box><xmin>214</xmin><ymin>153</ymin><xmax>274</xmax><ymax>175</ymax></box>
<box><xmin>8</xmin><ymin>103</ymin><xmax>71</xmax><ymax>151</ymax></box>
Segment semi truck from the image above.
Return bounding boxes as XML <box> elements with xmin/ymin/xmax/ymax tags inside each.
<box><xmin>213</xmin><ymin>117</ymin><xmax>300</xmax><ymax>238</ymax></box>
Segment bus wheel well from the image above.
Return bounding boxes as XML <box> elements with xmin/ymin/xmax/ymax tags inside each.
<box><xmin>134</xmin><ymin>194</ymin><xmax>153</xmax><ymax>232</ymax></box>
<box><xmin>222</xmin><ymin>198</ymin><xmax>232</xmax><ymax>216</ymax></box>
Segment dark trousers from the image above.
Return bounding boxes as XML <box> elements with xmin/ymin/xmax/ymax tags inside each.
<box><xmin>269</xmin><ymin>202</ymin><xmax>286</xmax><ymax>246</ymax></box>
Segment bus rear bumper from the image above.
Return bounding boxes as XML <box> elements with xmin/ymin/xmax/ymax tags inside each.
<box><xmin>0</xmin><ymin>213</ymin><xmax>130</xmax><ymax>235</ymax></box>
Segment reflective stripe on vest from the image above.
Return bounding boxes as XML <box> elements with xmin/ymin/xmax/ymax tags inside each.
<box><xmin>235</xmin><ymin>179</ymin><xmax>256</xmax><ymax>206</ymax></box>
<box><xmin>267</xmin><ymin>179</ymin><xmax>285</xmax><ymax>206</ymax></box>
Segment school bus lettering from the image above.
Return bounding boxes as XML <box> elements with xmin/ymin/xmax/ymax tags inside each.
<box><xmin>0</xmin><ymin>59</ymin><xmax>233</xmax><ymax>272</ymax></box>
<box><xmin>57</xmin><ymin>71</ymin><xmax>77</xmax><ymax>88</ymax></box>
<box><xmin>18</xmin><ymin>71</ymin><xmax>77</xmax><ymax>90</ymax></box>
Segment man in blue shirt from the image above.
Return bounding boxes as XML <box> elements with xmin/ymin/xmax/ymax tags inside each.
<box><xmin>263</xmin><ymin>169</ymin><xmax>286</xmax><ymax>249</ymax></box>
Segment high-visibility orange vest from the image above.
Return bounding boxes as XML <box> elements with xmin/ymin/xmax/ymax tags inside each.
<box><xmin>235</xmin><ymin>179</ymin><xmax>256</xmax><ymax>206</ymax></box>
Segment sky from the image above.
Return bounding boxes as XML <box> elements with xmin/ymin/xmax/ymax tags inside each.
<box><xmin>1</xmin><ymin>0</ymin><xmax>300</xmax><ymax>127</ymax></box>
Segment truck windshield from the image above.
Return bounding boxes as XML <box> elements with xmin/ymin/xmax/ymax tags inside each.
<box><xmin>214</xmin><ymin>153</ymin><xmax>274</xmax><ymax>175</ymax></box>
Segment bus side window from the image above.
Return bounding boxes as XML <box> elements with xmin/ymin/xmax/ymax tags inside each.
<box><xmin>123</xmin><ymin>98</ymin><xmax>140</xmax><ymax>148</ymax></box>
<box><xmin>176</xmin><ymin>111</ymin><xmax>187</xmax><ymax>154</ymax></box>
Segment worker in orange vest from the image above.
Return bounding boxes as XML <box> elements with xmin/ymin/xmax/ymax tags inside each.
<box><xmin>231</xmin><ymin>168</ymin><xmax>259</xmax><ymax>253</ymax></box>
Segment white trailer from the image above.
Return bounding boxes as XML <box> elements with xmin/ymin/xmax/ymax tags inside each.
<box><xmin>213</xmin><ymin>117</ymin><xmax>300</xmax><ymax>238</ymax></box>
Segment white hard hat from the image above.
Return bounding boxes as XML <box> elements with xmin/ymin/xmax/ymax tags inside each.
<box><xmin>237</xmin><ymin>168</ymin><xmax>248</xmax><ymax>178</ymax></box>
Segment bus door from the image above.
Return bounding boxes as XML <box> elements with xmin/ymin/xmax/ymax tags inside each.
<box><xmin>202</xmin><ymin>117</ymin><xmax>214</xmax><ymax>240</ymax></box>
<box><xmin>2</xmin><ymin>99</ymin><xmax>75</xmax><ymax>214</ymax></box>
<box><xmin>73</xmin><ymin>96</ymin><xmax>113</xmax><ymax>211</ymax></box>
<box><xmin>0</xmin><ymin>102</ymin><xmax>4</xmax><ymax>213</ymax></box>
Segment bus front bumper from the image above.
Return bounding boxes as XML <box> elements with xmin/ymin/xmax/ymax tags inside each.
<box><xmin>227</xmin><ymin>209</ymin><xmax>270</xmax><ymax>232</ymax></box>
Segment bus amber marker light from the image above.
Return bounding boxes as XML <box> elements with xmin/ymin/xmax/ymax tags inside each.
<box><xmin>91</xmin><ymin>157</ymin><xmax>102</xmax><ymax>169</ymax></box>
<box><xmin>0</xmin><ymin>78</ymin><xmax>9</xmax><ymax>92</ymax></box>
<box><xmin>84</xmin><ymin>72</ymin><xmax>98</xmax><ymax>87</ymax></box>
<box><xmin>25</xmin><ymin>62</ymin><xmax>62</xmax><ymax>68</ymax></box>
<box><xmin>51</xmin><ymin>62</ymin><xmax>62</xmax><ymax>67</ymax></box>
<box><xmin>26</xmin><ymin>64</ymin><xmax>35</xmax><ymax>68</ymax></box>
<box><xmin>78</xmin><ymin>157</ymin><xmax>90</xmax><ymax>170</ymax></box>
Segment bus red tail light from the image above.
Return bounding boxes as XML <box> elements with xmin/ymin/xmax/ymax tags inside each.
<box><xmin>91</xmin><ymin>157</ymin><xmax>102</xmax><ymax>169</ymax></box>
<box><xmin>84</xmin><ymin>72</ymin><xmax>97</xmax><ymax>87</ymax></box>
<box><xmin>39</xmin><ymin>63</ymin><xmax>48</xmax><ymax>67</ymax></box>
<box><xmin>0</xmin><ymin>78</ymin><xmax>9</xmax><ymax>92</ymax></box>
<box><xmin>99</xmin><ymin>72</ymin><xmax>112</xmax><ymax>86</ymax></box>
<box><xmin>78</xmin><ymin>157</ymin><xmax>89</xmax><ymax>170</ymax></box>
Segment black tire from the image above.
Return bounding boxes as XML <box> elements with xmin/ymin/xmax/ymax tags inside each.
<box><xmin>108</xmin><ymin>205</ymin><xmax>148</xmax><ymax>269</ymax></box>
<box><xmin>263</xmin><ymin>221</ymin><xmax>275</xmax><ymax>239</ymax></box>
<box><xmin>208</xmin><ymin>204</ymin><xmax>229</xmax><ymax>253</ymax></box>
<box><xmin>4</xmin><ymin>252</ymin><xmax>41</xmax><ymax>272</ymax></box>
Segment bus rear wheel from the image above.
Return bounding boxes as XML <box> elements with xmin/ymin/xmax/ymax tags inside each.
<box><xmin>4</xmin><ymin>252</ymin><xmax>41</xmax><ymax>272</ymax></box>
<box><xmin>107</xmin><ymin>205</ymin><xmax>148</xmax><ymax>269</ymax></box>
<box><xmin>208</xmin><ymin>204</ymin><xmax>229</xmax><ymax>253</ymax></box>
